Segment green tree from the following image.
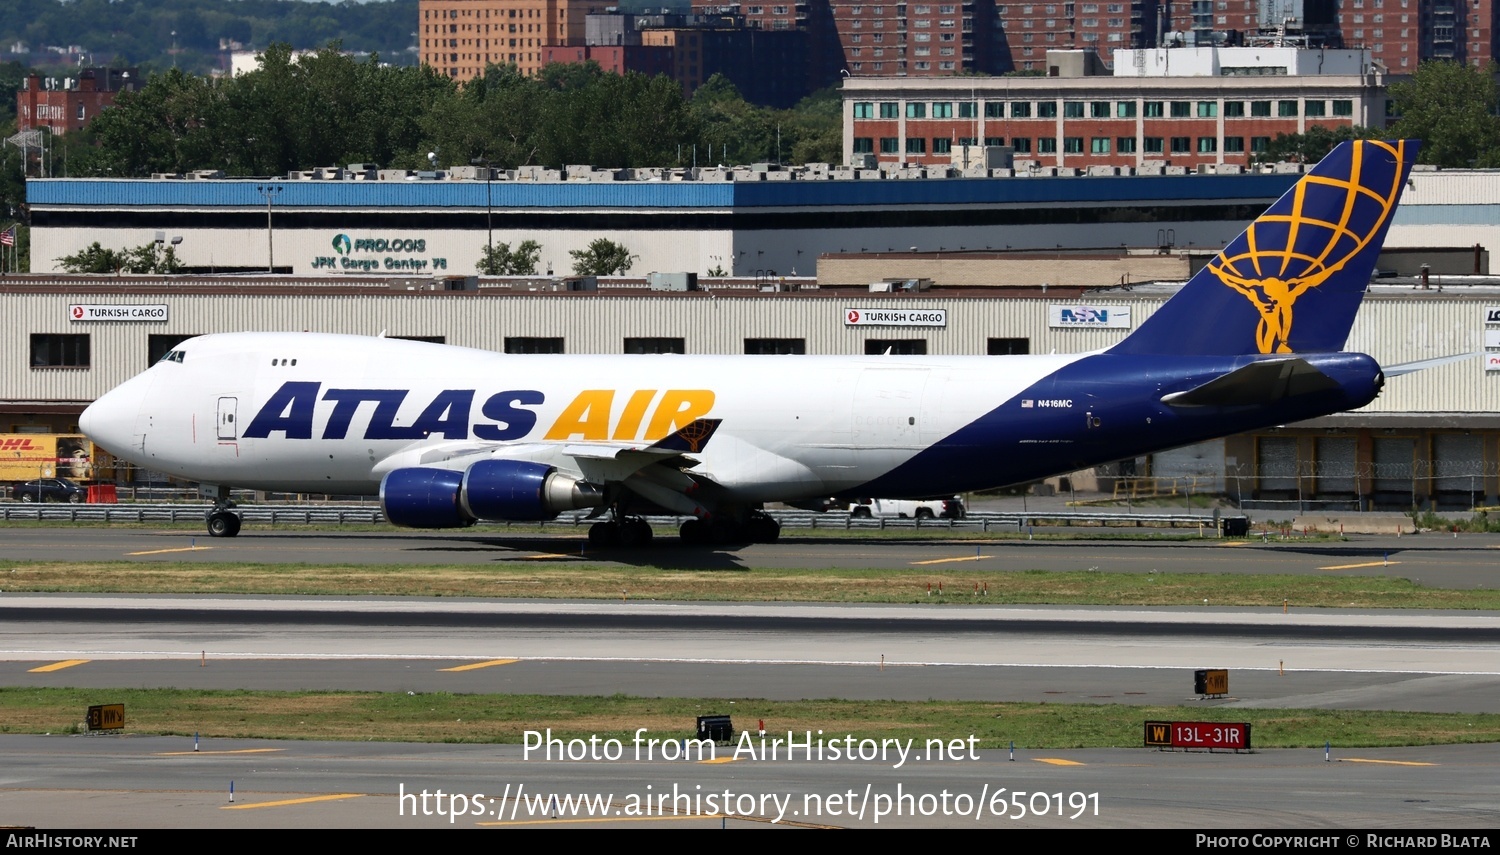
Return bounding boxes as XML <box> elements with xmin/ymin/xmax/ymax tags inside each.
<box><xmin>478</xmin><ymin>239</ymin><xmax>542</xmax><ymax>275</ymax></box>
<box><xmin>1254</xmin><ymin>125</ymin><xmax>1379</xmax><ymax>164</ymax></box>
<box><xmin>57</xmin><ymin>242</ymin><xmax>126</xmax><ymax>273</ymax></box>
<box><xmin>57</xmin><ymin>241</ymin><xmax>182</xmax><ymax>274</ymax></box>
<box><xmin>1388</xmin><ymin>60</ymin><xmax>1500</xmax><ymax>168</ymax></box>
<box><xmin>570</xmin><ymin>238</ymin><xmax>636</xmax><ymax>275</ymax></box>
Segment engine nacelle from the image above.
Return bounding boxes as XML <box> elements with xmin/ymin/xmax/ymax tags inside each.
<box><xmin>380</xmin><ymin>467</ymin><xmax>471</xmax><ymax>529</ymax></box>
<box><xmin>380</xmin><ymin>460</ymin><xmax>604</xmax><ymax>529</ymax></box>
<box><xmin>460</xmin><ymin>459</ymin><xmax>603</xmax><ymax>521</ymax></box>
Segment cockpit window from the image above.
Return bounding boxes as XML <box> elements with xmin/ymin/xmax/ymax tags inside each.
<box><xmin>156</xmin><ymin>350</ymin><xmax>186</xmax><ymax>364</ymax></box>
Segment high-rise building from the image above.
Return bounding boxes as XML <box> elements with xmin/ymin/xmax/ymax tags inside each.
<box><xmin>419</xmin><ymin>0</ymin><xmax>613</xmax><ymax>80</ymax></box>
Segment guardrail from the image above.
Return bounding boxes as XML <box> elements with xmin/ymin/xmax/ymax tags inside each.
<box><xmin>0</xmin><ymin>503</ymin><xmax>1238</xmax><ymax>533</ymax></box>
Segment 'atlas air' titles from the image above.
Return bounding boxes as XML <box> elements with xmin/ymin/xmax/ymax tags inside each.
<box><xmin>242</xmin><ymin>382</ymin><xmax>716</xmax><ymax>443</ymax></box>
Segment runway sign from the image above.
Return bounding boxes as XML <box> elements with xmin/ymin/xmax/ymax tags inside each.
<box><xmin>87</xmin><ymin>703</ymin><xmax>125</xmax><ymax>731</ymax></box>
<box><xmin>1145</xmin><ymin>720</ymin><xmax>1251</xmax><ymax>750</ymax></box>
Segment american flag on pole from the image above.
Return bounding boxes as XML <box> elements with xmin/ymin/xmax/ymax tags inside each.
<box><xmin>0</xmin><ymin>226</ymin><xmax>15</xmax><ymax>246</ymax></box>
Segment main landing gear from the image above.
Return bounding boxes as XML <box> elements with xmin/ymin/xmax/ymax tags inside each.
<box><xmin>205</xmin><ymin>488</ymin><xmax>242</xmax><ymax>537</ymax></box>
<box><xmin>587</xmin><ymin>515</ymin><xmax>654</xmax><ymax>548</ymax></box>
<box><xmin>678</xmin><ymin>511</ymin><xmax>780</xmax><ymax>545</ymax></box>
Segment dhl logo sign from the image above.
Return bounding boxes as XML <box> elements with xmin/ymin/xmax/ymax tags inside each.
<box><xmin>243</xmin><ymin>382</ymin><xmax>715</xmax><ymax>443</ymax></box>
<box><xmin>0</xmin><ymin>438</ymin><xmax>41</xmax><ymax>451</ymax></box>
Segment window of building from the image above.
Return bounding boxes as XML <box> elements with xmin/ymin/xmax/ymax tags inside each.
<box><xmin>880</xmin><ymin>102</ymin><xmax>900</xmax><ymax>118</ymax></box>
<box><xmin>1064</xmin><ymin>101</ymin><xmax>1085</xmax><ymax>118</ymax></box>
<box><xmin>505</xmin><ymin>337</ymin><xmax>564</xmax><ymax>353</ymax></box>
<box><xmin>30</xmin><ymin>334</ymin><xmax>89</xmax><ymax>368</ymax></box>
<box><xmin>853</xmin><ymin>102</ymin><xmax>874</xmax><ymax>118</ymax></box>
<box><xmin>987</xmin><ymin>337</ymin><xmax>1030</xmax><ymax>355</ymax></box>
<box><xmin>1224</xmin><ymin>136</ymin><xmax>1245</xmax><ymax>153</ymax></box>
<box><xmin>624</xmin><ymin>337</ymin><xmax>685</xmax><ymax>354</ymax></box>
<box><xmin>1144</xmin><ymin>137</ymin><xmax>1164</xmax><ymax>154</ymax></box>
<box><xmin>958</xmin><ymin>102</ymin><xmax>977</xmax><ymax>118</ymax></box>
<box><xmin>1037</xmin><ymin>101</ymin><xmax>1058</xmax><ymax>118</ymax></box>
<box><xmin>1116</xmin><ymin>101</ymin><xmax>1136</xmax><ymax>118</ymax></box>
<box><xmin>1143</xmin><ymin>101</ymin><xmax>1163</xmax><ymax>117</ymax></box>
<box><xmin>1196</xmin><ymin>101</ymin><xmax>1217</xmax><ymax>117</ymax></box>
<box><xmin>1170</xmin><ymin>136</ymin><xmax>1191</xmax><ymax>154</ymax></box>
<box><xmin>1250</xmin><ymin>101</ymin><xmax>1271</xmax><ymax>117</ymax></box>
<box><xmin>880</xmin><ymin>137</ymin><xmax>900</xmax><ymax>153</ymax></box>
<box><xmin>853</xmin><ymin>137</ymin><xmax>875</xmax><ymax>153</ymax></box>
<box><xmin>1064</xmin><ymin>137</ymin><xmax>1084</xmax><ymax>153</ymax></box>
<box><xmin>1090</xmin><ymin>137</ymin><xmax>1110</xmax><ymax>154</ymax></box>
<box><xmin>1090</xmin><ymin>101</ymin><xmax>1110</xmax><ymax>118</ymax></box>
<box><xmin>1304</xmin><ymin>100</ymin><xmax>1326</xmax><ymax>117</ymax></box>
<box><xmin>1011</xmin><ymin>101</ymin><xmax>1032</xmax><ymax>118</ymax></box>
<box><xmin>1224</xmin><ymin>101</ymin><xmax>1245</xmax><ymax>117</ymax></box>
<box><xmin>984</xmin><ymin>102</ymin><xmax>1005</xmax><ymax>118</ymax></box>
<box><xmin>933</xmin><ymin>138</ymin><xmax>952</xmax><ymax>153</ymax></box>
<box><xmin>745</xmin><ymin>338</ymin><xmax>806</xmax><ymax>354</ymax></box>
<box><xmin>1170</xmin><ymin>101</ymin><xmax>1191</xmax><ymax>118</ymax></box>
<box><xmin>1038</xmin><ymin>137</ymin><xmax>1057</xmax><ymax>153</ymax></box>
<box><xmin>1251</xmin><ymin>136</ymin><xmax>1270</xmax><ymax>153</ymax></box>
<box><xmin>984</xmin><ymin>136</ymin><xmax>1005</xmax><ymax>146</ymax></box>
<box><xmin>1011</xmin><ymin>137</ymin><xmax>1031</xmax><ymax>153</ymax></box>
<box><xmin>1197</xmin><ymin>136</ymin><xmax>1217</xmax><ymax>153</ymax></box>
<box><xmin>1333</xmin><ymin>99</ymin><xmax>1354</xmax><ymax>117</ymax></box>
<box><xmin>906</xmin><ymin>103</ymin><xmax>926</xmax><ymax>119</ymax></box>
<box><xmin>906</xmin><ymin>137</ymin><xmax>927</xmax><ymax>154</ymax></box>
<box><xmin>865</xmin><ymin>339</ymin><xmax>927</xmax><ymax>355</ymax></box>
<box><xmin>1278</xmin><ymin>100</ymin><xmax>1299</xmax><ymax>117</ymax></box>
<box><xmin>932</xmin><ymin>102</ymin><xmax>953</xmax><ymax>118</ymax></box>
<box><xmin>1117</xmin><ymin>136</ymin><xmax>1137</xmax><ymax>153</ymax></box>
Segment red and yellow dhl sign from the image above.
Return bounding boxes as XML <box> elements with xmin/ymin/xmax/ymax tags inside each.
<box><xmin>0</xmin><ymin>437</ymin><xmax>43</xmax><ymax>451</ymax></box>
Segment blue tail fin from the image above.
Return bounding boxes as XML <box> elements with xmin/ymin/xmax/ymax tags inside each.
<box><xmin>1111</xmin><ymin>139</ymin><xmax>1417</xmax><ymax>356</ymax></box>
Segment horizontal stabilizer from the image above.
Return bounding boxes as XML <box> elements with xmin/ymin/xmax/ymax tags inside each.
<box><xmin>1160</xmin><ymin>358</ymin><xmax>1340</xmax><ymax>408</ymax></box>
<box><xmin>1382</xmin><ymin>352</ymin><xmax>1480</xmax><ymax>377</ymax></box>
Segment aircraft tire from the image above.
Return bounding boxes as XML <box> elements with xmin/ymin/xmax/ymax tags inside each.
<box><xmin>207</xmin><ymin>511</ymin><xmax>241</xmax><ymax>538</ymax></box>
<box><xmin>588</xmin><ymin>521</ymin><xmax>621</xmax><ymax>547</ymax></box>
<box><xmin>620</xmin><ymin>518</ymin><xmax>653</xmax><ymax>547</ymax></box>
<box><xmin>679</xmin><ymin>518</ymin><xmax>709</xmax><ymax>545</ymax></box>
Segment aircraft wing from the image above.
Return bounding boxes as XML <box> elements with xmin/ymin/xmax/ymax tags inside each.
<box><xmin>1160</xmin><ymin>358</ymin><xmax>1342</xmax><ymax>408</ymax></box>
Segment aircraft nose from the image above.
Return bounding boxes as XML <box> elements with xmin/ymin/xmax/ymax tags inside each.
<box><xmin>80</xmin><ymin>372</ymin><xmax>153</xmax><ymax>458</ymax></box>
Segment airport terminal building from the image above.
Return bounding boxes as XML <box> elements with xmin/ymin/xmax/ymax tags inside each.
<box><xmin>4</xmin><ymin>276</ymin><xmax>1498</xmax><ymax>511</ymax></box>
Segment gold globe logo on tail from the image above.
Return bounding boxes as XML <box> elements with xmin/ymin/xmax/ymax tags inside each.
<box><xmin>1210</xmin><ymin>140</ymin><xmax>1408</xmax><ymax>354</ymax></box>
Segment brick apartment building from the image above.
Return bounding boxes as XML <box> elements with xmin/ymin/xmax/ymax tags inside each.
<box><xmin>16</xmin><ymin>68</ymin><xmax>141</xmax><ymax>134</ymax></box>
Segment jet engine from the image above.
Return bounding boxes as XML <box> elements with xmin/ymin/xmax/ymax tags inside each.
<box><xmin>380</xmin><ymin>460</ymin><xmax>604</xmax><ymax>528</ymax></box>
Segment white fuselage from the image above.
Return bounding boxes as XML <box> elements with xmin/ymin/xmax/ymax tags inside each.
<box><xmin>81</xmin><ymin>332</ymin><xmax>1081</xmax><ymax>501</ymax></box>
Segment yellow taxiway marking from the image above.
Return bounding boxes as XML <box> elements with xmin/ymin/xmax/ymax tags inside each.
<box><xmin>910</xmin><ymin>556</ymin><xmax>985</xmax><ymax>566</ymax></box>
<box><xmin>1340</xmin><ymin>758</ymin><xmax>1435</xmax><ymax>767</ymax></box>
<box><xmin>157</xmin><ymin>748</ymin><xmax>285</xmax><ymax>756</ymax></box>
<box><xmin>440</xmin><ymin>659</ymin><xmax>519</xmax><ymax>672</ymax></box>
<box><xmin>523</xmin><ymin>553</ymin><xmax>575</xmax><ymax>560</ymax></box>
<box><xmin>481</xmin><ymin>814</ymin><xmax>720</xmax><ymax>827</ymax></box>
<box><xmin>1319</xmin><ymin>560</ymin><xmax>1401</xmax><ymax>571</ymax></box>
<box><xmin>700</xmin><ymin>756</ymin><xmax>740</xmax><ymax>765</ymax></box>
<box><xmin>28</xmin><ymin>659</ymin><xmax>90</xmax><ymax>673</ymax></box>
<box><xmin>222</xmin><ymin>793</ymin><xmax>364</xmax><ymax>810</ymax></box>
<box><xmin>127</xmin><ymin>546</ymin><xmax>213</xmax><ymax>556</ymax></box>
<box><xmin>1033</xmin><ymin>758</ymin><xmax>1085</xmax><ymax>766</ymax></box>
<box><xmin>1218</xmin><ymin>541</ymin><xmax>1251</xmax><ymax>547</ymax></box>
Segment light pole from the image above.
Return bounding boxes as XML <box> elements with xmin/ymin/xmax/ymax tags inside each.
<box><xmin>255</xmin><ymin>184</ymin><xmax>283</xmax><ymax>273</ymax></box>
<box><xmin>470</xmin><ymin>157</ymin><xmax>493</xmax><ymax>269</ymax></box>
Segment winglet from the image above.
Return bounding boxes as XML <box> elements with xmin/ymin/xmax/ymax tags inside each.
<box><xmin>646</xmin><ymin>418</ymin><xmax>722</xmax><ymax>454</ymax></box>
<box><xmin>1112</xmin><ymin>139</ymin><xmax>1418</xmax><ymax>357</ymax></box>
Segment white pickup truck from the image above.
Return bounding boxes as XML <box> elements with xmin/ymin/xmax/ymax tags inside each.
<box><xmin>847</xmin><ymin>497</ymin><xmax>965</xmax><ymax>520</ymax></box>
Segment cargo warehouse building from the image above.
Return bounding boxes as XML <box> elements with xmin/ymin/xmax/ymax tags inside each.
<box><xmin>4</xmin><ymin>277</ymin><xmax>1499</xmax><ymax>511</ymax></box>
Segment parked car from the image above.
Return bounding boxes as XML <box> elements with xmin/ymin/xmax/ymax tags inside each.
<box><xmin>848</xmin><ymin>497</ymin><xmax>964</xmax><ymax>519</ymax></box>
<box><xmin>16</xmin><ymin>477</ymin><xmax>87</xmax><ymax>503</ymax></box>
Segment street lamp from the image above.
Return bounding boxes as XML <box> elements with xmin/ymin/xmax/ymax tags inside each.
<box><xmin>470</xmin><ymin>157</ymin><xmax>494</xmax><ymax>268</ymax></box>
<box><xmin>255</xmin><ymin>184</ymin><xmax>283</xmax><ymax>273</ymax></box>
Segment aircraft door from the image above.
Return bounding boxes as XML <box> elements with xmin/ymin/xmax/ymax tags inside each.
<box><xmin>217</xmin><ymin>397</ymin><xmax>238</xmax><ymax>441</ymax></box>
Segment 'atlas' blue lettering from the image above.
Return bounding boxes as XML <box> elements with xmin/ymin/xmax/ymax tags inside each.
<box><xmin>474</xmin><ymin>390</ymin><xmax>544</xmax><ymax>441</ymax></box>
<box><xmin>322</xmin><ymin>389</ymin><xmax>407</xmax><ymax>439</ymax></box>
<box><xmin>243</xmin><ymin>382</ymin><xmax>321</xmax><ymax>439</ymax></box>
